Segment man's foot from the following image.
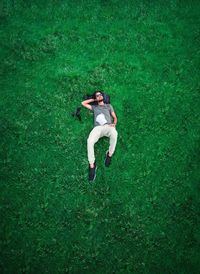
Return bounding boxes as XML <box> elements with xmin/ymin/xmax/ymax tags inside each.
<box><xmin>105</xmin><ymin>150</ymin><xmax>112</xmax><ymax>167</ymax></box>
<box><xmin>88</xmin><ymin>161</ymin><xmax>97</xmax><ymax>181</ymax></box>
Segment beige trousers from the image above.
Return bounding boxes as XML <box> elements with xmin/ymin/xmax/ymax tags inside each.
<box><xmin>87</xmin><ymin>124</ymin><xmax>118</xmax><ymax>165</ymax></box>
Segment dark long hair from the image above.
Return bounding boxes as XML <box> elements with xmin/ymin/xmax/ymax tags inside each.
<box><xmin>92</xmin><ymin>90</ymin><xmax>104</xmax><ymax>99</ymax></box>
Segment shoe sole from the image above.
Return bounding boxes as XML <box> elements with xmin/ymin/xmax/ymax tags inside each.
<box><xmin>105</xmin><ymin>162</ymin><xmax>110</xmax><ymax>167</ymax></box>
<box><xmin>104</xmin><ymin>158</ymin><xmax>108</xmax><ymax>167</ymax></box>
<box><xmin>89</xmin><ymin>166</ymin><xmax>97</xmax><ymax>182</ymax></box>
<box><xmin>104</xmin><ymin>154</ymin><xmax>111</xmax><ymax>167</ymax></box>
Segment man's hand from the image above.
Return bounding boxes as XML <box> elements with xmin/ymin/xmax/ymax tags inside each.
<box><xmin>109</xmin><ymin>123</ymin><xmax>116</xmax><ymax>127</ymax></box>
<box><xmin>81</xmin><ymin>98</ymin><xmax>96</xmax><ymax>111</ymax></box>
<box><xmin>82</xmin><ymin>98</ymin><xmax>96</xmax><ymax>104</ymax></box>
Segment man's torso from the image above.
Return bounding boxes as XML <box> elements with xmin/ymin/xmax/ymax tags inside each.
<box><xmin>91</xmin><ymin>104</ymin><xmax>114</xmax><ymax>127</ymax></box>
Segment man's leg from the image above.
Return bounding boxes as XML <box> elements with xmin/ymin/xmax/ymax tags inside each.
<box><xmin>107</xmin><ymin>127</ymin><xmax>118</xmax><ymax>157</ymax></box>
<box><xmin>87</xmin><ymin>126</ymin><xmax>102</xmax><ymax>167</ymax></box>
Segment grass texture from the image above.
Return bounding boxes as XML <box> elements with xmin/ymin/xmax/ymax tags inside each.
<box><xmin>1</xmin><ymin>0</ymin><xmax>200</xmax><ymax>273</ymax></box>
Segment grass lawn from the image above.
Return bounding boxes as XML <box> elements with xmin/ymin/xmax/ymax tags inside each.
<box><xmin>1</xmin><ymin>0</ymin><xmax>200</xmax><ymax>273</ymax></box>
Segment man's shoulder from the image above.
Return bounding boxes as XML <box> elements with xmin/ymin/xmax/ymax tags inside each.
<box><xmin>102</xmin><ymin>104</ymin><xmax>112</xmax><ymax>110</ymax></box>
<box><xmin>92</xmin><ymin>103</ymin><xmax>112</xmax><ymax>109</ymax></box>
<box><xmin>106</xmin><ymin>103</ymin><xmax>113</xmax><ymax>109</ymax></box>
<box><xmin>91</xmin><ymin>104</ymin><xmax>98</xmax><ymax>111</ymax></box>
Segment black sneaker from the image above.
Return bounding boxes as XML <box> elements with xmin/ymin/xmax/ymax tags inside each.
<box><xmin>88</xmin><ymin>161</ymin><xmax>97</xmax><ymax>181</ymax></box>
<box><xmin>105</xmin><ymin>150</ymin><xmax>112</xmax><ymax>167</ymax></box>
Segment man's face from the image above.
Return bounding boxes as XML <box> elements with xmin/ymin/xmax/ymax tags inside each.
<box><xmin>96</xmin><ymin>92</ymin><xmax>104</xmax><ymax>102</ymax></box>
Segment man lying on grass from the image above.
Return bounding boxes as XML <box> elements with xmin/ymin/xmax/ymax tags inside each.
<box><xmin>81</xmin><ymin>91</ymin><xmax>118</xmax><ymax>182</ymax></box>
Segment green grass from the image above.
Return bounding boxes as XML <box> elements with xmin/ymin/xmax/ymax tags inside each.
<box><xmin>1</xmin><ymin>0</ymin><xmax>200</xmax><ymax>273</ymax></box>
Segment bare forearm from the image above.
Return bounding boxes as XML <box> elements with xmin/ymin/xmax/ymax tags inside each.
<box><xmin>113</xmin><ymin>117</ymin><xmax>117</xmax><ymax>125</ymax></box>
<box><xmin>82</xmin><ymin>98</ymin><xmax>95</xmax><ymax>104</ymax></box>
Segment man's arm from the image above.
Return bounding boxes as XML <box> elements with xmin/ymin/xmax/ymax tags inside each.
<box><xmin>81</xmin><ymin>98</ymin><xmax>96</xmax><ymax>111</ymax></box>
<box><xmin>111</xmin><ymin>111</ymin><xmax>117</xmax><ymax>125</ymax></box>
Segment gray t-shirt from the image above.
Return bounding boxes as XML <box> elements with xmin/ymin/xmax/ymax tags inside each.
<box><xmin>91</xmin><ymin>103</ymin><xmax>114</xmax><ymax>127</ymax></box>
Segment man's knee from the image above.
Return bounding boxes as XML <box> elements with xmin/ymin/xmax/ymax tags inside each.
<box><xmin>111</xmin><ymin>130</ymin><xmax>118</xmax><ymax>138</ymax></box>
<box><xmin>87</xmin><ymin>137</ymin><xmax>96</xmax><ymax>145</ymax></box>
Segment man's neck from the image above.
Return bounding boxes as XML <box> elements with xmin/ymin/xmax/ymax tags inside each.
<box><xmin>98</xmin><ymin>101</ymin><xmax>104</xmax><ymax>106</ymax></box>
